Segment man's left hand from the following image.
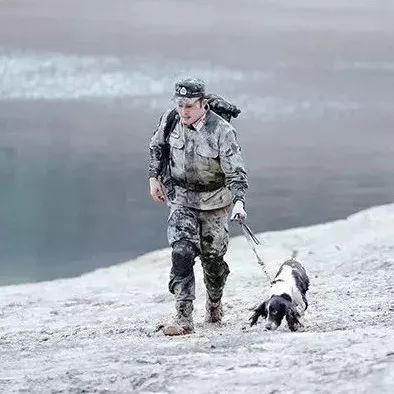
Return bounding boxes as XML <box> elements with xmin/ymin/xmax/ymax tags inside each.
<box><xmin>230</xmin><ymin>201</ymin><xmax>247</xmax><ymax>222</ymax></box>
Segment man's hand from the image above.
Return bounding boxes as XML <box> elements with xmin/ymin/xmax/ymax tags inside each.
<box><xmin>149</xmin><ymin>177</ymin><xmax>166</xmax><ymax>203</ymax></box>
<box><xmin>230</xmin><ymin>200</ymin><xmax>247</xmax><ymax>222</ymax></box>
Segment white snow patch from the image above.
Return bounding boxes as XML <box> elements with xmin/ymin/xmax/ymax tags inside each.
<box><xmin>0</xmin><ymin>204</ymin><xmax>393</xmax><ymax>392</ymax></box>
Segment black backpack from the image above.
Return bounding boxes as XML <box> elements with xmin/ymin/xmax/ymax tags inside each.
<box><xmin>160</xmin><ymin>94</ymin><xmax>241</xmax><ymax>181</ymax></box>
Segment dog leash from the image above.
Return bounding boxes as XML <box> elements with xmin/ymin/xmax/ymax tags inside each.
<box><xmin>238</xmin><ymin>221</ymin><xmax>272</xmax><ymax>283</ymax></box>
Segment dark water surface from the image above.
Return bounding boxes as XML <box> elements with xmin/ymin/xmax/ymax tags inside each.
<box><xmin>1</xmin><ymin>1</ymin><xmax>393</xmax><ymax>284</ymax></box>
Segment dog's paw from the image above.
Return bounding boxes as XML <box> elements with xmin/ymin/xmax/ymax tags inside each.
<box><xmin>289</xmin><ymin>321</ymin><xmax>304</xmax><ymax>332</ymax></box>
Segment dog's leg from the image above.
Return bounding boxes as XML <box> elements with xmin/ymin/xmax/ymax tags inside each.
<box><xmin>295</xmin><ymin>305</ymin><xmax>305</xmax><ymax>317</ymax></box>
<box><xmin>249</xmin><ymin>301</ymin><xmax>267</xmax><ymax>326</ymax></box>
<box><xmin>286</xmin><ymin>307</ymin><xmax>304</xmax><ymax>332</ymax></box>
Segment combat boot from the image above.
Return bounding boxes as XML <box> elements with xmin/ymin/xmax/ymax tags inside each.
<box><xmin>162</xmin><ymin>301</ymin><xmax>194</xmax><ymax>336</ymax></box>
<box><xmin>205</xmin><ymin>294</ymin><xmax>223</xmax><ymax>323</ymax></box>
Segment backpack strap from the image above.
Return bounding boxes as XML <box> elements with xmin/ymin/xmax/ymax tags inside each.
<box><xmin>163</xmin><ymin>109</ymin><xmax>178</xmax><ymax>142</ymax></box>
<box><xmin>159</xmin><ymin>109</ymin><xmax>178</xmax><ymax>180</ymax></box>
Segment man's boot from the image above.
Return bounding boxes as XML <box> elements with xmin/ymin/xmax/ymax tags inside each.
<box><xmin>205</xmin><ymin>294</ymin><xmax>223</xmax><ymax>323</ymax></box>
<box><xmin>162</xmin><ymin>301</ymin><xmax>194</xmax><ymax>336</ymax></box>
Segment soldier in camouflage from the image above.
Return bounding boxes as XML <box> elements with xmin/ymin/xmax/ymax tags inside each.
<box><xmin>149</xmin><ymin>78</ymin><xmax>248</xmax><ymax>336</ymax></box>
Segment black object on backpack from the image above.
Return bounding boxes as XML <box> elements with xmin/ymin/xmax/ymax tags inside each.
<box><xmin>205</xmin><ymin>93</ymin><xmax>241</xmax><ymax>122</ymax></box>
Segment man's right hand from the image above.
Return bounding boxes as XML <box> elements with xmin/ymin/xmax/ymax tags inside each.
<box><xmin>149</xmin><ymin>177</ymin><xmax>166</xmax><ymax>203</ymax></box>
<box><xmin>230</xmin><ymin>200</ymin><xmax>247</xmax><ymax>222</ymax></box>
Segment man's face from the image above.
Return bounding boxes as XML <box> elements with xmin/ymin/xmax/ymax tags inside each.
<box><xmin>176</xmin><ymin>98</ymin><xmax>207</xmax><ymax>126</ymax></box>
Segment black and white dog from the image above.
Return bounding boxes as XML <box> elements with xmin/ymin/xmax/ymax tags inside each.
<box><xmin>250</xmin><ymin>258</ymin><xmax>310</xmax><ymax>332</ymax></box>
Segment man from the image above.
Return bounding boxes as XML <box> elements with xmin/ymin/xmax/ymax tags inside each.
<box><xmin>148</xmin><ymin>78</ymin><xmax>248</xmax><ymax>336</ymax></box>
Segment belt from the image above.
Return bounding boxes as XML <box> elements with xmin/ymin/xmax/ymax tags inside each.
<box><xmin>171</xmin><ymin>178</ymin><xmax>224</xmax><ymax>192</ymax></box>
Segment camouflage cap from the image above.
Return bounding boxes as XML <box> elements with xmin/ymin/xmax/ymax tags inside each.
<box><xmin>174</xmin><ymin>78</ymin><xmax>206</xmax><ymax>99</ymax></box>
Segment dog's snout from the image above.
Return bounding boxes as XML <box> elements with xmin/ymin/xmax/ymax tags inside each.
<box><xmin>265</xmin><ymin>321</ymin><xmax>278</xmax><ymax>331</ymax></box>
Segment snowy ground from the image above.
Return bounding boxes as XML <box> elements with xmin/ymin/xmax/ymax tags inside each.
<box><xmin>1</xmin><ymin>204</ymin><xmax>393</xmax><ymax>393</ymax></box>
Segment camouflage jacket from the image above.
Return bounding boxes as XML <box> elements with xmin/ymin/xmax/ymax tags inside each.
<box><xmin>149</xmin><ymin>109</ymin><xmax>248</xmax><ymax>210</ymax></box>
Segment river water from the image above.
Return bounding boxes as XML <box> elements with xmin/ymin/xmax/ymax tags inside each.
<box><xmin>0</xmin><ymin>0</ymin><xmax>393</xmax><ymax>284</ymax></box>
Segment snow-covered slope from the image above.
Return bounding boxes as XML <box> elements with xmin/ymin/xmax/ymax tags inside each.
<box><xmin>1</xmin><ymin>205</ymin><xmax>393</xmax><ymax>393</ymax></box>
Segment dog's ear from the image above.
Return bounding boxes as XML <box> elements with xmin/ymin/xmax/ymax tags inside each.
<box><xmin>249</xmin><ymin>301</ymin><xmax>267</xmax><ymax>326</ymax></box>
<box><xmin>285</xmin><ymin>306</ymin><xmax>301</xmax><ymax>332</ymax></box>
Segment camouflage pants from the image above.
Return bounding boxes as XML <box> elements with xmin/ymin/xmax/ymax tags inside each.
<box><xmin>167</xmin><ymin>205</ymin><xmax>231</xmax><ymax>302</ymax></box>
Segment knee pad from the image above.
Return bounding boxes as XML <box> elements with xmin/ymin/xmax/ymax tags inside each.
<box><xmin>171</xmin><ymin>240</ymin><xmax>197</xmax><ymax>277</ymax></box>
<box><xmin>201</xmin><ymin>256</ymin><xmax>230</xmax><ymax>277</ymax></box>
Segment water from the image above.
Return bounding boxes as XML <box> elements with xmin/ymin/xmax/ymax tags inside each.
<box><xmin>0</xmin><ymin>0</ymin><xmax>393</xmax><ymax>285</ymax></box>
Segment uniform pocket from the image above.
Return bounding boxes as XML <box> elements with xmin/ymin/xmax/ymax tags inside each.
<box><xmin>196</xmin><ymin>145</ymin><xmax>218</xmax><ymax>158</ymax></box>
<box><xmin>196</xmin><ymin>145</ymin><xmax>220</xmax><ymax>174</ymax></box>
<box><xmin>169</xmin><ymin>134</ymin><xmax>185</xmax><ymax>149</ymax></box>
<box><xmin>169</xmin><ymin>135</ymin><xmax>185</xmax><ymax>180</ymax></box>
